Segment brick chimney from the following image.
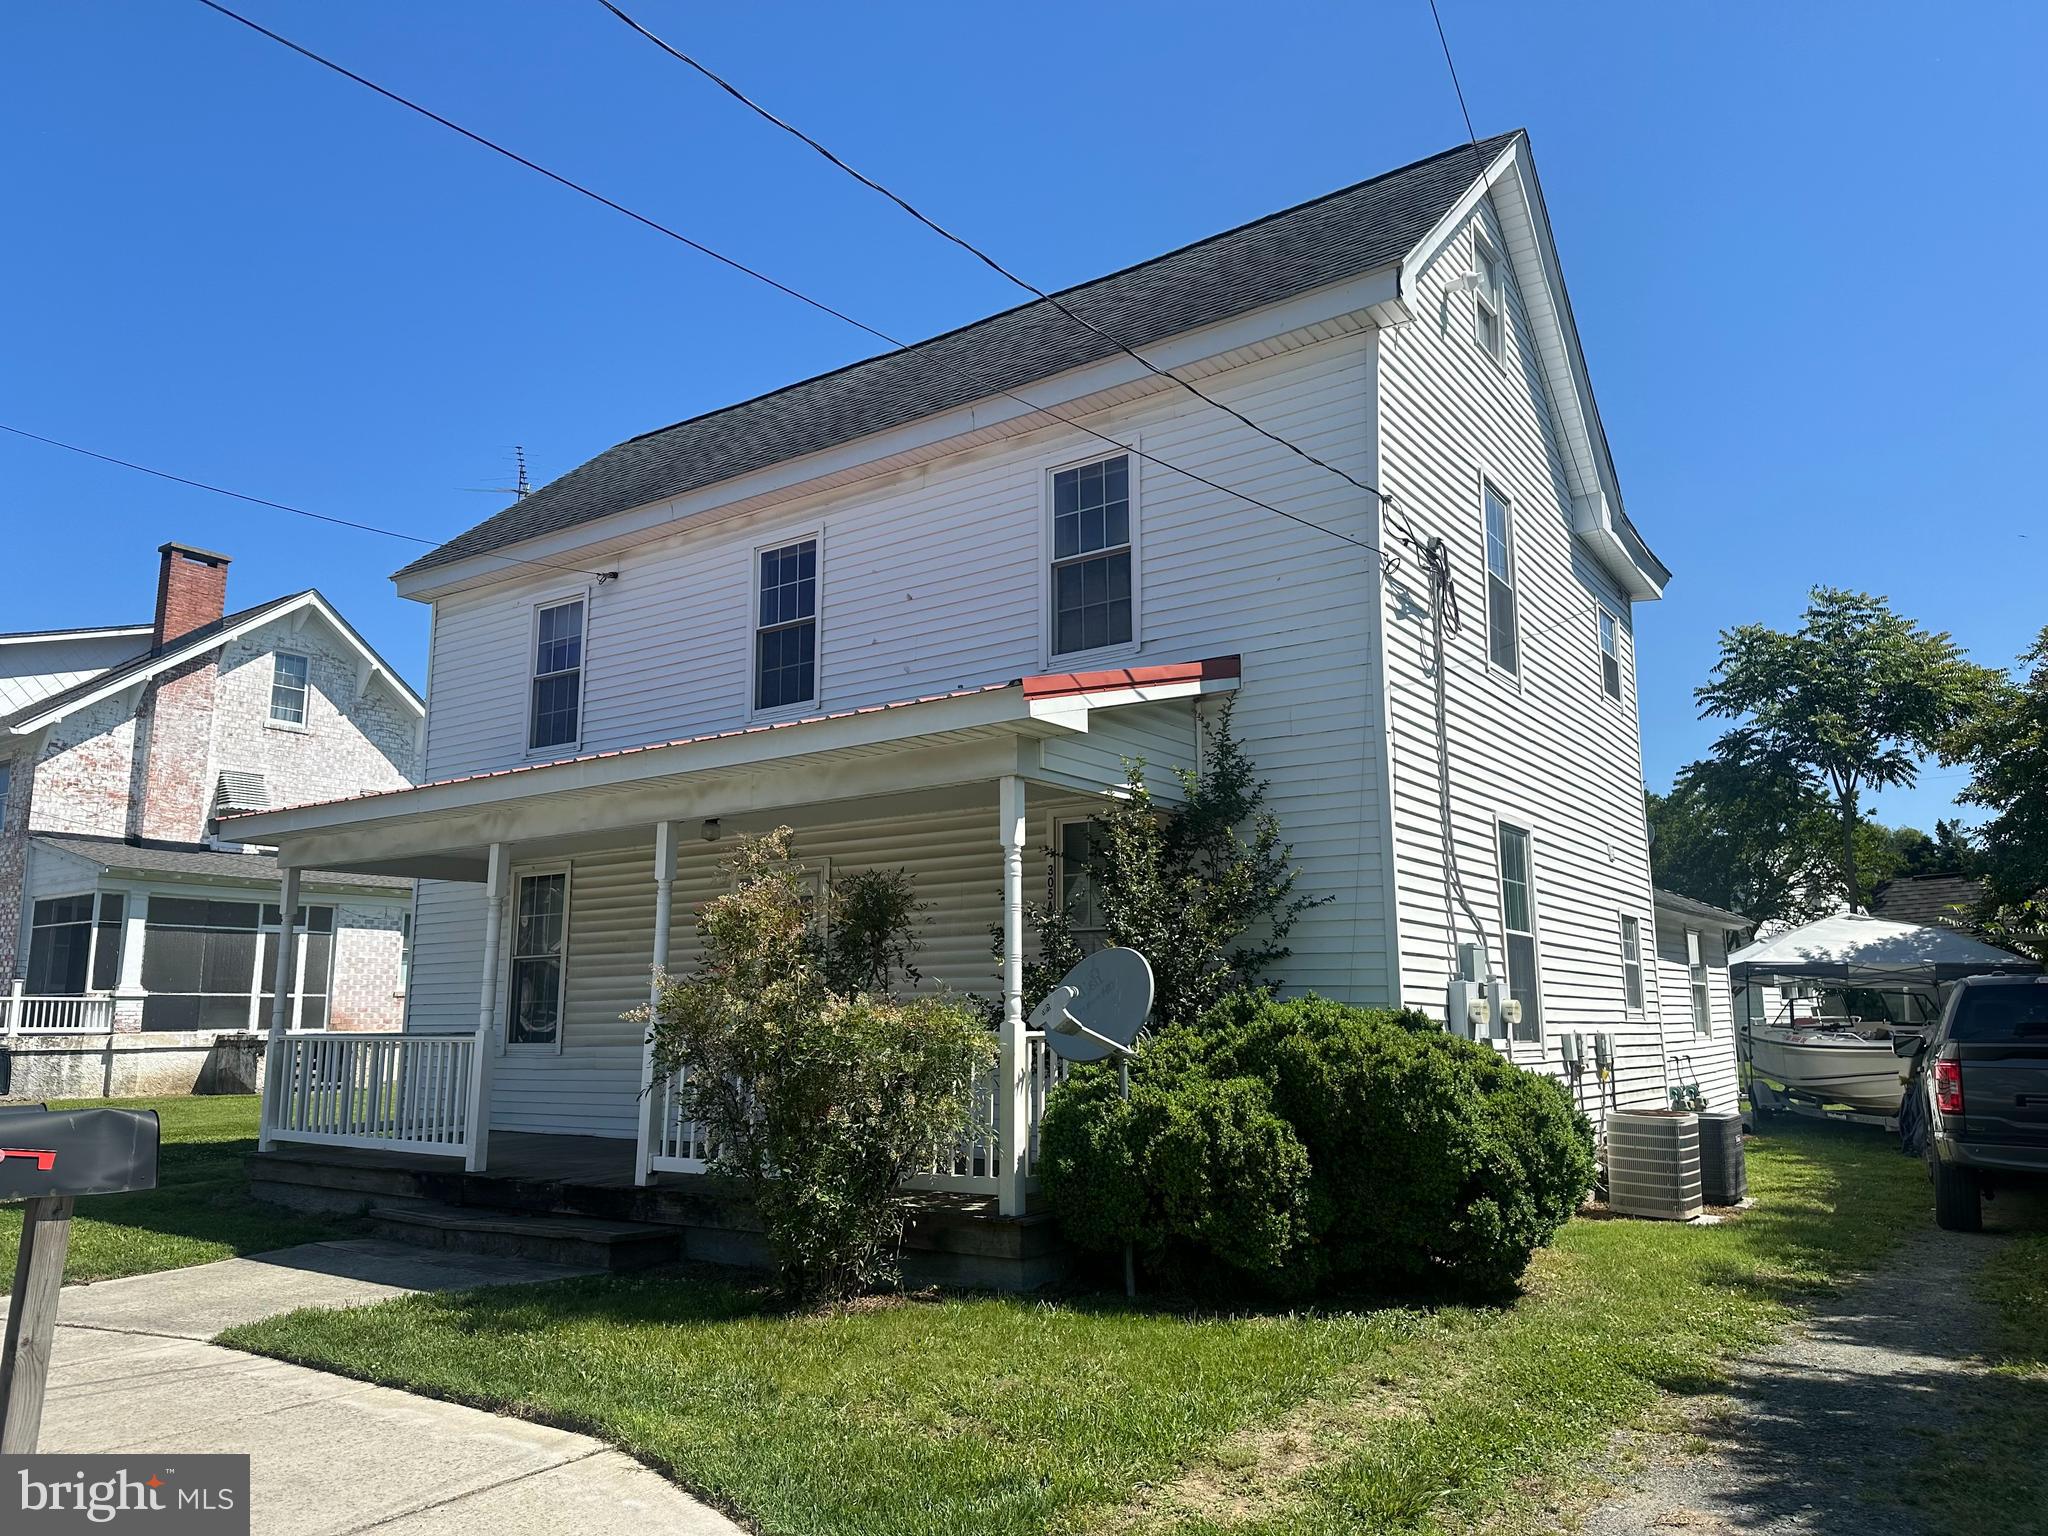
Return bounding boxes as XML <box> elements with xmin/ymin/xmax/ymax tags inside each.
<box><xmin>152</xmin><ymin>542</ymin><xmax>231</xmax><ymax>649</ymax></box>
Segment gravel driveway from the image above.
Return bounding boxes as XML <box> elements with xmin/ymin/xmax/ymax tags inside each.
<box><xmin>1582</xmin><ymin>1184</ymin><xmax>2048</xmax><ymax>1536</ymax></box>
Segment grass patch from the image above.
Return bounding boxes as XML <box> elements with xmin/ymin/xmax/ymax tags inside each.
<box><xmin>1980</xmin><ymin>1230</ymin><xmax>2048</xmax><ymax>1377</ymax></box>
<box><xmin>0</xmin><ymin>1095</ymin><xmax>342</xmax><ymax>1283</ymax></box>
<box><xmin>222</xmin><ymin>1120</ymin><xmax>1931</xmax><ymax>1535</ymax></box>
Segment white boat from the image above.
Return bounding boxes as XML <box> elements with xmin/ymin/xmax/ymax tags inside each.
<box><xmin>1744</xmin><ymin>1019</ymin><xmax>1909</xmax><ymax>1114</ymax></box>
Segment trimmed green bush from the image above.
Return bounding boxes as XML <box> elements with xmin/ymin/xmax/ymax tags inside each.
<box><xmin>1038</xmin><ymin>994</ymin><xmax>1595</xmax><ymax>1295</ymax></box>
<box><xmin>1037</xmin><ymin>1066</ymin><xmax>1312</xmax><ymax>1291</ymax></box>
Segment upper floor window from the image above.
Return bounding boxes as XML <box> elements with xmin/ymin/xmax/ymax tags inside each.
<box><xmin>1474</xmin><ymin>232</ymin><xmax>1505</xmax><ymax>360</ymax></box>
<box><xmin>1051</xmin><ymin>455</ymin><xmax>1132</xmax><ymax>656</ymax></box>
<box><xmin>270</xmin><ymin>652</ymin><xmax>309</xmax><ymax>725</ymax></box>
<box><xmin>1497</xmin><ymin>822</ymin><xmax>1541</xmax><ymax>1041</ymax></box>
<box><xmin>529</xmin><ymin>598</ymin><xmax>585</xmax><ymax>751</ymax></box>
<box><xmin>1619</xmin><ymin>913</ymin><xmax>1644</xmax><ymax>1012</ymax></box>
<box><xmin>1483</xmin><ymin>483</ymin><xmax>1519</xmax><ymax>676</ymax></box>
<box><xmin>1598</xmin><ymin>609</ymin><xmax>1622</xmax><ymax>700</ymax></box>
<box><xmin>754</xmin><ymin>538</ymin><xmax>818</xmax><ymax>712</ymax></box>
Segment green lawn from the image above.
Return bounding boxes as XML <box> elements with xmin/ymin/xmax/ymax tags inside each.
<box><xmin>221</xmin><ymin>1122</ymin><xmax>1937</xmax><ymax>1536</ymax></box>
<box><xmin>0</xmin><ymin>1095</ymin><xmax>343</xmax><ymax>1284</ymax></box>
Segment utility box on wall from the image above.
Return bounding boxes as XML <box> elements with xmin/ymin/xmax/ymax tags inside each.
<box><xmin>1606</xmin><ymin>1110</ymin><xmax>1703</xmax><ymax>1221</ymax></box>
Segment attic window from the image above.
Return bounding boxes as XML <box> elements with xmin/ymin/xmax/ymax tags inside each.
<box><xmin>270</xmin><ymin>652</ymin><xmax>309</xmax><ymax>725</ymax></box>
<box><xmin>1473</xmin><ymin>232</ymin><xmax>1505</xmax><ymax>361</ymax></box>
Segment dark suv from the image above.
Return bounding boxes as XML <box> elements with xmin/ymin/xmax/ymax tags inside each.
<box><xmin>1900</xmin><ymin>974</ymin><xmax>2048</xmax><ymax>1231</ymax></box>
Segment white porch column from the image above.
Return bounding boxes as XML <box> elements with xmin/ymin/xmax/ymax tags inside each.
<box><xmin>465</xmin><ymin>843</ymin><xmax>508</xmax><ymax>1173</ymax></box>
<box><xmin>997</xmin><ymin>774</ymin><xmax>1030</xmax><ymax>1216</ymax></box>
<box><xmin>634</xmin><ymin>821</ymin><xmax>678</xmax><ymax>1187</ymax></box>
<box><xmin>256</xmin><ymin>868</ymin><xmax>300</xmax><ymax>1152</ymax></box>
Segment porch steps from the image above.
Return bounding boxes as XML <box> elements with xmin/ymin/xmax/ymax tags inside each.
<box><xmin>366</xmin><ymin>1202</ymin><xmax>681</xmax><ymax>1272</ymax></box>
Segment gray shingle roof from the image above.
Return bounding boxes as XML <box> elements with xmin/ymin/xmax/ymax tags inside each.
<box><xmin>1653</xmin><ymin>887</ymin><xmax>1754</xmax><ymax>930</ymax></box>
<box><xmin>1870</xmin><ymin>873</ymin><xmax>1989</xmax><ymax>933</ymax></box>
<box><xmin>34</xmin><ymin>834</ymin><xmax>413</xmax><ymax>891</ymax></box>
<box><xmin>397</xmin><ymin>133</ymin><xmax>1522</xmax><ymax>579</ymax></box>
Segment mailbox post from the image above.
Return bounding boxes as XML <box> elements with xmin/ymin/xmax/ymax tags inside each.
<box><xmin>0</xmin><ymin>1105</ymin><xmax>160</xmax><ymax>1453</ymax></box>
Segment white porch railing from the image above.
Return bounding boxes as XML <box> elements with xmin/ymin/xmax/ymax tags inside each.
<box><xmin>648</xmin><ymin>1032</ymin><xmax>1068</xmax><ymax>1194</ymax></box>
<box><xmin>2</xmin><ymin>993</ymin><xmax>116</xmax><ymax>1034</ymax></box>
<box><xmin>263</xmin><ymin>1031</ymin><xmax>477</xmax><ymax>1159</ymax></box>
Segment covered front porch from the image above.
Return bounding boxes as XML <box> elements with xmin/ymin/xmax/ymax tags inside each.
<box><xmin>225</xmin><ymin>658</ymin><xmax>1237</xmax><ymax>1221</ymax></box>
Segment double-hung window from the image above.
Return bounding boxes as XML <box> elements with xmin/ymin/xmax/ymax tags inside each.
<box><xmin>1497</xmin><ymin>823</ymin><xmax>1541</xmax><ymax>1041</ymax></box>
<box><xmin>754</xmin><ymin>539</ymin><xmax>818</xmax><ymax>711</ymax></box>
<box><xmin>1474</xmin><ymin>232</ymin><xmax>1505</xmax><ymax>360</ymax></box>
<box><xmin>1597</xmin><ymin>609</ymin><xmax>1622</xmax><ymax>700</ymax></box>
<box><xmin>1687</xmin><ymin>930</ymin><xmax>1712</xmax><ymax>1035</ymax></box>
<box><xmin>1619</xmin><ymin>914</ymin><xmax>1645</xmax><ymax>1012</ymax></box>
<box><xmin>1055</xmin><ymin>818</ymin><xmax>1106</xmax><ymax>951</ymax></box>
<box><xmin>507</xmin><ymin>871</ymin><xmax>568</xmax><ymax>1048</ymax></box>
<box><xmin>529</xmin><ymin>599</ymin><xmax>585</xmax><ymax>751</ymax></box>
<box><xmin>270</xmin><ymin>652</ymin><xmax>309</xmax><ymax>725</ymax></box>
<box><xmin>1050</xmin><ymin>455</ymin><xmax>1132</xmax><ymax>656</ymax></box>
<box><xmin>1483</xmin><ymin>483</ymin><xmax>1519</xmax><ymax>675</ymax></box>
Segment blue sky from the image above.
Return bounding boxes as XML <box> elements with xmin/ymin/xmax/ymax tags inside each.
<box><xmin>4</xmin><ymin>2</ymin><xmax>2042</xmax><ymax>829</ymax></box>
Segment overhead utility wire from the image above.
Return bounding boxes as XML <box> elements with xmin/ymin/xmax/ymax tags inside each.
<box><xmin>0</xmin><ymin>421</ymin><xmax>613</xmax><ymax>583</ymax></box>
<box><xmin>193</xmin><ymin>0</ymin><xmax>1395</xmax><ymax>573</ymax></box>
<box><xmin>593</xmin><ymin>0</ymin><xmax>1401</xmax><ymax>516</ymax></box>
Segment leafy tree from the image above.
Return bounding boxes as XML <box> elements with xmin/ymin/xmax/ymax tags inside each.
<box><xmin>1008</xmin><ymin>702</ymin><xmax>1326</xmax><ymax>1031</ymax></box>
<box><xmin>1646</xmin><ymin>755</ymin><xmax>1841</xmax><ymax>923</ymax></box>
<box><xmin>1696</xmin><ymin>588</ymin><xmax>1996</xmax><ymax>910</ymax></box>
<box><xmin>646</xmin><ymin>829</ymin><xmax>990</xmax><ymax>1302</ymax></box>
<box><xmin>1948</xmin><ymin>626</ymin><xmax>2048</xmax><ymax>903</ymax></box>
<box><xmin>823</xmin><ymin>866</ymin><xmax>925</xmax><ymax>996</ymax></box>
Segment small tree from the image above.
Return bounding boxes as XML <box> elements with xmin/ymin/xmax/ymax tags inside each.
<box><xmin>1008</xmin><ymin>702</ymin><xmax>1326</xmax><ymax>1030</ymax></box>
<box><xmin>1696</xmin><ymin>588</ymin><xmax>1996</xmax><ymax>910</ymax></box>
<box><xmin>823</xmin><ymin>866</ymin><xmax>925</xmax><ymax>996</ymax></box>
<box><xmin>1945</xmin><ymin>625</ymin><xmax>2048</xmax><ymax>958</ymax></box>
<box><xmin>647</xmin><ymin>830</ymin><xmax>991</xmax><ymax>1302</ymax></box>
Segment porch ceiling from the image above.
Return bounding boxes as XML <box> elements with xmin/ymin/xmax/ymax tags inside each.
<box><xmin>222</xmin><ymin>657</ymin><xmax>1238</xmax><ymax>881</ymax></box>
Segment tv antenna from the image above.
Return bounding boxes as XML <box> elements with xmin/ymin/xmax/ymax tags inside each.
<box><xmin>1029</xmin><ymin>947</ymin><xmax>1153</xmax><ymax>1296</ymax></box>
<box><xmin>462</xmin><ymin>445</ymin><xmax>531</xmax><ymax>499</ymax></box>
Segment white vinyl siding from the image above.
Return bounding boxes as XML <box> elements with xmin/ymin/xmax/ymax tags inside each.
<box><xmin>1654</xmin><ymin>910</ymin><xmax>1741</xmax><ymax>1113</ymax></box>
<box><xmin>416</xmin><ymin>329</ymin><xmax>1393</xmax><ymax>1007</ymax></box>
<box><xmin>1380</xmin><ymin>197</ymin><xmax>1663</xmax><ymax>1117</ymax></box>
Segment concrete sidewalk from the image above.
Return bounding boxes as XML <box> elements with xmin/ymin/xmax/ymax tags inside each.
<box><xmin>8</xmin><ymin>1239</ymin><xmax>740</xmax><ymax>1535</ymax></box>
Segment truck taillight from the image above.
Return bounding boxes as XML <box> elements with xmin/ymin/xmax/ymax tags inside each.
<box><xmin>1934</xmin><ymin>1059</ymin><xmax>1964</xmax><ymax>1115</ymax></box>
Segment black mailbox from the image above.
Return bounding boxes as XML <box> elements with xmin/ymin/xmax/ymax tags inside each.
<box><xmin>0</xmin><ymin>1108</ymin><xmax>159</xmax><ymax>1200</ymax></box>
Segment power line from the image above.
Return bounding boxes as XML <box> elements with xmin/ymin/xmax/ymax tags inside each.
<box><xmin>593</xmin><ymin>0</ymin><xmax>1398</xmax><ymax>513</ymax></box>
<box><xmin>0</xmin><ymin>421</ymin><xmax>614</xmax><ymax>582</ymax></box>
<box><xmin>190</xmin><ymin>0</ymin><xmax>1397</xmax><ymax>570</ymax></box>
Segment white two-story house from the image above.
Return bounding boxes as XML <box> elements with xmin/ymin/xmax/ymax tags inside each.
<box><xmin>1</xmin><ymin>542</ymin><xmax>422</xmax><ymax>1099</ymax></box>
<box><xmin>230</xmin><ymin>132</ymin><xmax>1738</xmax><ymax>1231</ymax></box>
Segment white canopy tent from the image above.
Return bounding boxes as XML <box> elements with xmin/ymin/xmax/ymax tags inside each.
<box><xmin>1730</xmin><ymin>912</ymin><xmax>2038</xmax><ymax>987</ymax></box>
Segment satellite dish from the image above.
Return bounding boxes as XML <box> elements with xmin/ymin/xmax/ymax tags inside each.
<box><xmin>1028</xmin><ymin>948</ymin><xmax>1154</xmax><ymax>1063</ymax></box>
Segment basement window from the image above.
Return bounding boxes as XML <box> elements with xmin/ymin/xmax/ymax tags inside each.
<box><xmin>270</xmin><ymin>652</ymin><xmax>309</xmax><ymax>725</ymax></box>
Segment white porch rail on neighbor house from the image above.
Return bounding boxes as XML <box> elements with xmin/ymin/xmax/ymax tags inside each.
<box><xmin>646</xmin><ymin>1031</ymin><xmax>1067</xmax><ymax>1194</ymax></box>
<box><xmin>1</xmin><ymin>991</ymin><xmax>116</xmax><ymax>1035</ymax></box>
<box><xmin>263</xmin><ymin>1030</ymin><xmax>478</xmax><ymax>1158</ymax></box>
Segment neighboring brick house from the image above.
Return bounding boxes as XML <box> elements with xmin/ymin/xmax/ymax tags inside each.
<box><xmin>1</xmin><ymin>543</ymin><xmax>422</xmax><ymax>1098</ymax></box>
